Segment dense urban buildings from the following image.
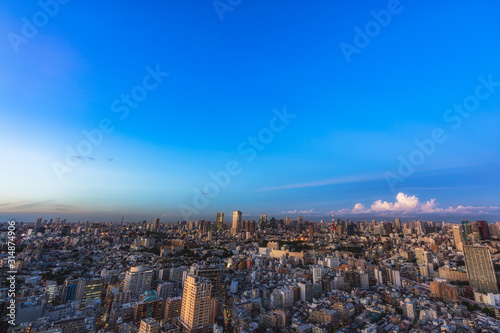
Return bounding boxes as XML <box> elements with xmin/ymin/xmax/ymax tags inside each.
<box><xmin>2</xmin><ymin>215</ymin><xmax>500</xmax><ymax>333</ymax></box>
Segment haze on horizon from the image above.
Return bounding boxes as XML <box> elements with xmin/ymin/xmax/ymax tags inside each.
<box><xmin>1</xmin><ymin>0</ymin><xmax>499</xmax><ymax>222</ymax></box>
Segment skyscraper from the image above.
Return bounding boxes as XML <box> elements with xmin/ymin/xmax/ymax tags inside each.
<box><xmin>179</xmin><ymin>275</ymin><xmax>212</xmax><ymax>333</ymax></box>
<box><xmin>189</xmin><ymin>263</ymin><xmax>224</xmax><ymax>299</ymax></box>
<box><xmin>216</xmin><ymin>212</ymin><xmax>224</xmax><ymax>230</ymax></box>
<box><xmin>259</xmin><ymin>215</ymin><xmax>268</xmax><ymax>230</ymax></box>
<box><xmin>124</xmin><ymin>266</ymin><xmax>154</xmax><ymax>298</ymax></box>
<box><xmin>153</xmin><ymin>218</ymin><xmax>160</xmax><ymax>232</ymax></box>
<box><xmin>475</xmin><ymin>221</ymin><xmax>490</xmax><ymax>240</ymax></box>
<box><xmin>463</xmin><ymin>245</ymin><xmax>498</xmax><ymax>293</ymax></box>
<box><xmin>452</xmin><ymin>225</ymin><xmax>464</xmax><ymax>251</ymax></box>
<box><xmin>232</xmin><ymin>210</ymin><xmax>242</xmax><ymax>234</ymax></box>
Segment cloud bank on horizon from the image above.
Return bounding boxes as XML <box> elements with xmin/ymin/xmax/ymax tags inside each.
<box><xmin>336</xmin><ymin>192</ymin><xmax>500</xmax><ymax>217</ymax></box>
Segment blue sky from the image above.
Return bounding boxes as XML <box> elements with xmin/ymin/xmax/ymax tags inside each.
<box><xmin>1</xmin><ymin>0</ymin><xmax>499</xmax><ymax>222</ymax></box>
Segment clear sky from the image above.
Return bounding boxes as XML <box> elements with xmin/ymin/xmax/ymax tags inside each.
<box><xmin>1</xmin><ymin>0</ymin><xmax>499</xmax><ymax>222</ymax></box>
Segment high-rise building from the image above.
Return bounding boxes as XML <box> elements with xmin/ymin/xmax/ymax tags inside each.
<box><xmin>165</xmin><ymin>296</ymin><xmax>183</xmax><ymax>323</ymax></box>
<box><xmin>189</xmin><ymin>263</ymin><xmax>224</xmax><ymax>299</ymax></box>
<box><xmin>216</xmin><ymin>213</ymin><xmax>224</xmax><ymax>230</ymax></box>
<box><xmin>153</xmin><ymin>218</ymin><xmax>160</xmax><ymax>232</ymax></box>
<box><xmin>298</xmin><ymin>282</ymin><xmax>313</xmax><ymax>303</ymax></box>
<box><xmin>452</xmin><ymin>225</ymin><xmax>464</xmax><ymax>251</ymax></box>
<box><xmin>311</xmin><ymin>265</ymin><xmax>322</xmax><ymax>285</ymax></box>
<box><xmin>403</xmin><ymin>298</ymin><xmax>417</xmax><ymax>320</ymax></box>
<box><xmin>61</xmin><ymin>278</ymin><xmax>79</xmax><ymax>304</ymax></box>
<box><xmin>297</xmin><ymin>216</ymin><xmax>304</xmax><ymax>225</ymax></box>
<box><xmin>394</xmin><ymin>218</ymin><xmax>401</xmax><ymax>231</ymax></box>
<box><xmin>138</xmin><ymin>318</ymin><xmax>160</xmax><ymax>333</ymax></box>
<box><xmin>124</xmin><ymin>266</ymin><xmax>154</xmax><ymax>298</ymax></box>
<box><xmin>259</xmin><ymin>215</ymin><xmax>268</xmax><ymax>230</ymax></box>
<box><xmin>76</xmin><ymin>277</ymin><xmax>103</xmax><ymax>309</ymax></box>
<box><xmin>133</xmin><ymin>291</ymin><xmax>163</xmax><ymax>324</ymax></box>
<box><xmin>179</xmin><ymin>275</ymin><xmax>212</xmax><ymax>333</ymax></box>
<box><xmin>231</xmin><ymin>210</ymin><xmax>242</xmax><ymax>234</ymax></box>
<box><xmin>157</xmin><ymin>282</ymin><xmax>174</xmax><ymax>301</ymax></box>
<box><xmin>475</xmin><ymin>221</ymin><xmax>490</xmax><ymax>240</ymax></box>
<box><xmin>281</xmin><ymin>288</ymin><xmax>294</xmax><ymax>309</ymax></box>
<box><xmin>308</xmin><ymin>225</ymin><xmax>314</xmax><ymax>239</ymax></box>
<box><xmin>463</xmin><ymin>245</ymin><xmax>498</xmax><ymax>293</ymax></box>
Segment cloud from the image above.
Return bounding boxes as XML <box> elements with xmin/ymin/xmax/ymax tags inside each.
<box><xmin>258</xmin><ymin>174</ymin><xmax>381</xmax><ymax>191</ymax></box>
<box><xmin>339</xmin><ymin>192</ymin><xmax>500</xmax><ymax>216</ymax></box>
<box><xmin>280</xmin><ymin>208</ymin><xmax>316</xmax><ymax>215</ymax></box>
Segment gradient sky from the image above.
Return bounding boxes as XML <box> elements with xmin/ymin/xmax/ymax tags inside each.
<box><xmin>1</xmin><ymin>0</ymin><xmax>499</xmax><ymax>222</ymax></box>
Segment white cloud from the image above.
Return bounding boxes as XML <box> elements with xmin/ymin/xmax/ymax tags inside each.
<box><xmin>340</xmin><ymin>192</ymin><xmax>500</xmax><ymax>216</ymax></box>
<box><xmin>280</xmin><ymin>208</ymin><xmax>316</xmax><ymax>215</ymax></box>
<box><xmin>280</xmin><ymin>209</ymin><xmax>298</xmax><ymax>214</ymax></box>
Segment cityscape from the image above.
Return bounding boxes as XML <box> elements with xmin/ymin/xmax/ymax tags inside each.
<box><xmin>1</xmin><ymin>0</ymin><xmax>500</xmax><ymax>333</ymax></box>
<box><xmin>2</xmin><ymin>215</ymin><xmax>500</xmax><ymax>333</ymax></box>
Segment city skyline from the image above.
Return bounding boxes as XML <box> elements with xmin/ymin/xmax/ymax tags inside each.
<box><xmin>1</xmin><ymin>0</ymin><xmax>500</xmax><ymax>221</ymax></box>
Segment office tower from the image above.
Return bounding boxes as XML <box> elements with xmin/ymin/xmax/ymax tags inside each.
<box><xmin>462</xmin><ymin>220</ymin><xmax>472</xmax><ymax>238</ymax></box>
<box><xmin>216</xmin><ymin>212</ymin><xmax>224</xmax><ymax>230</ymax></box>
<box><xmin>394</xmin><ymin>218</ymin><xmax>401</xmax><ymax>231</ymax></box>
<box><xmin>463</xmin><ymin>245</ymin><xmax>498</xmax><ymax>293</ymax></box>
<box><xmin>165</xmin><ymin>296</ymin><xmax>183</xmax><ymax>323</ymax></box>
<box><xmin>36</xmin><ymin>217</ymin><xmax>42</xmax><ymax>227</ymax></box>
<box><xmin>153</xmin><ymin>218</ymin><xmax>160</xmax><ymax>232</ymax></box>
<box><xmin>189</xmin><ymin>263</ymin><xmax>224</xmax><ymax>299</ymax></box>
<box><xmin>138</xmin><ymin>318</ymin><xmax>160</xmax><ymax>333</ymax></box>
<box><xmin>285</xmin><ymin>217</ymin><xmax>291</xmax><ymax>228</ymax></box>
<box><xmin>259</xmin><ymin>215</ymin><xmax>268</xmax><ymax>230</ymax></box>
<box><xmin>250</xmin><ymin>220</ymin><xmax>256</xmax><ymax>235</ymax></box>
<box><xmin>298</xmin><ymin>216</ymin><xmax>304</xmax><ymax>225</ymax></box>
<box><xmin>308</xmin><ymin>225</ymin><xmax>314</xmax><ymax>239</ymax></box>
<box><xmin>311</xmin><ymin>265</ymin><xmax>322</xmax><ymax>285</ymax></box>
<box><xmin>124</xmin><ymin>266</ymin><xmax>154</xmax><ymax>298</ymax></box>
<box><xmin>77</xmin><ymin>277</ymin><xmax>104</xmax><ymax>309</ymax></box>
<box><xmin>452</xmin><ymin>225</ymin><xmax>464</xmax><ymax>251</ymax></box>
<box><xmin>475</xmin><ymin>221</ymin><xmax>490</xmax><ymax>240</ymax></box>
<box><xmin>157</xmin><ymin>282</ymin><xmax>174</xmax><ymax>301</ymax></box>
<box><xmin>298</xmin><ymin>282</ymin><xmax>313</xmax><ymax>303</ymax></box>
<box><xmin>61</xmin><ymin>278</ymin><xmax>79</xmax><ymax>304</ymax></box>
<box><xmin>180</xmin><ymin>275</ymin><xmax>212</xmax><ymax>333</ymax></box>
<box><xmin>133</xmin><ymin>291</ymin><xmax>163</xmax><ymax>324</ymax></box>
<box><xmin>232</xmin><ymin>210</ymin><xmax>242</xmax><ymax>234</ymax></box>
